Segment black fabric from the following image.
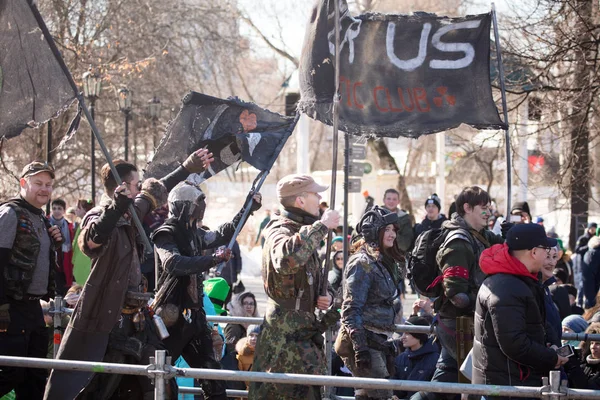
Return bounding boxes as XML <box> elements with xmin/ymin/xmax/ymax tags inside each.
<box><xmin>473</xmin><ymin>273</ymin><xmax>558</xmax><ymax>387</ymax></box>
<box><xmin>88</xmin><ymin>203</ymin><xmax>127</xmax><ymax>245</ymax></box>
<box><xmin>0</xmin><ymin>0</ymin><xmax>77</xmax><ymax>139</ymax></box>
<box><xmin>0</xmin><ymin>299</ymin><xmax>48</xmax><ymax>399</ymax></box>
<box><xmin>280</xmin><ymin>207</ymin><xmax>320</xmax><ymax>225</ymax></box>
<box><xmin>414</xmin><ymin>214</ymin><xmax>447</xmax><ymax>237</ymax></box>
<box><xmin>298</xmin><ymin>0</ymin><xmax>506</xmax><ymax>138</ymax></box>
<box><xmin>145</xmin><ymin>92</ymin><xmax>298</xmax><ymax>180</ymax></box>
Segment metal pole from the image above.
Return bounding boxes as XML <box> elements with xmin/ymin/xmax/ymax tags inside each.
<box><xmin>491</xmin><ymin>3</ymin><xmax>512</xmax><ymax>216</ymax></box>
<box><xmin>124</xmin><ymin>112</ymin><xmax>129</xmax><ymax>161</ymax></box>
<box><xmin>548</xmin><ymin>370</ymin><xmax>562</xmax><ymax>400</ymax></box>
<box><xmin>90</xmin><ymin>101</ymin><xmax>96</xmax><ymax>203</ymax></box>
<box><xmin>52</xmin><ymin>295</ymin><xmax>63</xmax><ymax>358</ymax></box>
<box><xmin>320</xmin><ymin>0</ymin><xmax>342</xmax><ymax>298</ymax></box>
<box><xmin>153</xmin><ymin>350</ymin><xmax>167</xmax><ymax>400</ymax></box>
<box><xmin>46</xmin><ymin>121</ymin><xmax>52</xmax><ymax>215</ymax></box>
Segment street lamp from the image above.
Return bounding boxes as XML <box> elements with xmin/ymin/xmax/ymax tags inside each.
<box><xmin>147</xmin><ymin>96</ymin><xmax>161</xmax><ymax>149</ymax></box>
<box><xmin>117</xmin><ymin>87</ymin><xmax>133</xmax><ymax>161</ymax></box>
<box><xmin>82</xmin><ymin>68</ymin><xmax>102</xmax><ymax>202</ymax></box>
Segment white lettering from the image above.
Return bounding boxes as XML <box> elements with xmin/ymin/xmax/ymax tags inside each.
<box><xmin>328</xmin><ymin>17</ymin><xmax>362</xmax><ymax>63</ymax></box>
<box><xmin>429</xmin><ymin>20</ymin><xmax>481</xmax><ymax>69</ymax></box>
<box><xmin>386</xmin><ymin>22</ymin><xmax>431</xmax><ymax>72</ymax></box>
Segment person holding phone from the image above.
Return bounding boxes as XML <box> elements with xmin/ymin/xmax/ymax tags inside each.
<box><xmin>473</xmin><ymin>224</ymin><xmax>568</xmax><ymax>394</ymax></box>
<box><xmin>510</xmin><ymin>201</ymin><xmax>532</xmax><ymax>224</ymax></box>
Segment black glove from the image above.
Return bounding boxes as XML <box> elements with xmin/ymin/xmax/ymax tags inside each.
<box><xmin>245</xmin><ymin>191</ymin><xmax>262</xmax><ymax>213</ymax></box>
<box><xmin>501</xmin><ymin>221</ymin><xmax>514</xmax><ymax>239</ymax></box>
<box><xmin>0</xmin><ymin>304</ymin><xmax>10</xmax><ymax>332</ymax></box>
<box><xmin>114</xmin><ymin>189</ymin><xmax>133</xmax><ymax>214</ymax></box>
<box><xmin>355</xmin><ymin>349</ymin><xmax>371</xmax><ymax>370</ymax></box>
<box><xmin>88</xmin><ymin>192</ymin><xmax>132</xmax><ymax>245</ymax></box>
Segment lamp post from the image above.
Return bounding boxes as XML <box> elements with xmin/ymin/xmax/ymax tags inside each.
<box><xmin>117</xmin><ymin>87</ymin><xmax>133</xmax><ymax>161</ymax></box>
<box><xmin>147</xmin><ymin>96</ymin><xmax>161</xmax><ymax>150</ymax></box>
<box><xmin>82</xmin><ymin>68</ymin><xmax>102</xmax><ymax>202</ymax></box>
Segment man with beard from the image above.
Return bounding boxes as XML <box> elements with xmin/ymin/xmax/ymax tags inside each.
<box><xmin>0</xmin><ymin>162</ymin><xmax>62</xmax><ymax>399</ymax></box>
<box><xmin>151</xmin><ymin>181</ymin><xmax>262</xmax><ymax>400</ymax></box>
<box><xmin>44</xmin><ymin>149</ymin><xmax>212</xmax><ymax>400</ymax></box>
<box><xmin>249</xmin><ymin>174</ymin><xmax>338</xmax><ymax>400</ymax></box>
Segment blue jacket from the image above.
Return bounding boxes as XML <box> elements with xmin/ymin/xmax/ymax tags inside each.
<box><xmin>393</xmin><ymin>339</ymin><xmax>439</xmax><ymax>398</ymax></box>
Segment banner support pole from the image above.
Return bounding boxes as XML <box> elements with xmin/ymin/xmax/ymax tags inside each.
<box><xmin>491</xmin><ymin>3</ymin><xmax>512</xmax><ymax>216</ymax></box>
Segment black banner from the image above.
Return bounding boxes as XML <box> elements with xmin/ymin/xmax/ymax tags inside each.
<box><xmin>299</xmin><ymin>0</ymin><xmax>507</xmax><ymax>138</ymax></box>
<box><xmin>0</xmin><ymin>0</ymin><xmax>76</xmax><ymax>139</ymax></box>
<box><xmin>146</xmin><ymin>92</ymin><xmax>297</xmax><ymax>181</ymax></box>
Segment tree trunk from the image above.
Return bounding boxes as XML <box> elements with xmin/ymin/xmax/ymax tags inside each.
<box><xmin>568</xmin><ymin>0</ymin><xmax>594</xmax><ymax>250</ymax></box>
<box><xmin>368</xmin><ymin>138</ymin><xmax>414</xmax><ymax>223</ymax></box>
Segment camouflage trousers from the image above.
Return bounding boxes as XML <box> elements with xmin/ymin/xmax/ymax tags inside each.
<box><xmin>248</xmin><ymin>310</ymin><xmax>325</xmax><ymax>400</ymax></box>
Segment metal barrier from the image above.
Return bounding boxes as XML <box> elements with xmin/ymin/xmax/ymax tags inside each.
<box><xmin>1</xmin><ymin>352</ymin><xmax>600</xmax><ymax>399</ymax></box>
<box><xmin>205</xmin><ymin>315</ymin><xmax>600</xmax><ymax>342</ymax></box>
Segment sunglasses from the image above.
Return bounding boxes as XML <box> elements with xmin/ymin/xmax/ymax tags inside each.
<box><xmin>242</xmin><ymin>301</ymin><xmax>255</xmax><ymax>306</ymax></box>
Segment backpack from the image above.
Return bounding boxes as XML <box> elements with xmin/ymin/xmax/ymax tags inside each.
<box><xmin>407</xmin><ymin>227</ymin><xmax>471</xmax><ymax>298</ymax></box>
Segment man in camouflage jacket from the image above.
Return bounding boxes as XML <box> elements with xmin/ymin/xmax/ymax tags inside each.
<box><xmin>249</xmin><ymin>174</ymin><xmax>339</xmax><ymax>400</ymax></box>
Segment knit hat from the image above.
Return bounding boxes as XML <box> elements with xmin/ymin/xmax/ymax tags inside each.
<box><xmin>204</xmin><ymin>277</ymin><xmax>230</xmax><ymax>316</ymax></box>
<box><xmin>510</xmin><ymin>201</ymin><xmax>532</xmax><ymax>220</ymax></box>
<box><xmin>589</xmin><ymin>222</ymin><xmax>598</xmax><ymax>229</ymax></box>
<box><xmin>247</xmin><ymin>324</ymin><xmax>261</xmax><ymax>335</ymax></box>
<box><xmin>425</xmin><ymin>194</ymin><xmax>441</xmax><ymax>211</ymax></box>
<box><xmin>562</xmin><ymin>315</ymin><xmax>588</xmax><ymax>334</ymax></box>
<box><xmin>405</xmin><ymin>316</ymin><xmax>429</xmax><ymax>344</ymax></box>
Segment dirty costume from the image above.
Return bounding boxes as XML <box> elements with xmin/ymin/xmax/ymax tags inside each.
<box><xmin>44</xmin><ymin>166</ymin><xmax>193</xmax><ymax>400</ymax></box>
<box><xmin>248</xmin><ymin>208</ymin><xmax>332</xmax><ymax>400</ymax></box>
<box><xmin>339</xmin><ymin>206</ymin><xmax>402</xmax><ymax>400</ymax></box>
<box><xmin>152</xmin><ymin>183</ymin><xmax>259</xmax><ymax>400</ymax></box>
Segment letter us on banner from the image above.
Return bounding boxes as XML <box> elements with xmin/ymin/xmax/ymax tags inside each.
<box><xmin>299</xmin><ymin>0</ymin><xmax>508</xmax><ymax>138</ymax></box>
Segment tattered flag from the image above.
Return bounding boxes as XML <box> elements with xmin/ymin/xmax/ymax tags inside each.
<box><xmin>145</xmin><ymin>92</ymin><xmax>297</xmax><ymax>182</ymax></box>
<box><xmin>0</xmin><ymin>0</ymin><xmax>77</xmax><ymax>139</ymax></box>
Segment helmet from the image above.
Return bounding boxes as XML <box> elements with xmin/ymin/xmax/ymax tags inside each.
<box><xmin>356</xmin><ymin>206</ymin><xmax>399</xmax><ymax>244</ymax></box>
<box><xmin>168</xmin><ymin>181</ymin><xmax>206</xmax><ymax>219</ymax></box>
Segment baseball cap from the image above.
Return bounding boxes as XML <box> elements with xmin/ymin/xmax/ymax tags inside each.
<box><xmin>588</xmin><ymin>222</ymin><xmax>598</xmax><ymax>229</ymax></box>
<box><xmin>21</xmin><ymin>161</ymin><xmax>55</xmax><ymax>179</ymax></box>
<box><xmin>506</xmin><ymin>224</ymin><xmax>557</xmax><ymax>251</ymax></box>
<box><xmin>277</xmin><ymin>174</ymin><xmax>328</xmax><ymax>202</ymax></box>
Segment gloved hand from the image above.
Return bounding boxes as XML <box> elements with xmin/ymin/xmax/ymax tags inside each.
<box><xmin>501</xmin><ymin>221</ymin><xmax>514</xmax><ymax>239</ymax></box>
<box><xmin>0</xmin><ymin>304</ymin><xmax>10</xmax><ymax>332</ymax></box>
<box><xmin>213</xmin><ymin>246</ymin><xmax>232</xmax><ymax>263</ymax></box>
<box><xmin>182</xmin><ymin>148</ymin><xmax>214</xmax><ymax>174</ymax></box>
<box><xmin>114</xmin><ymin>183</ymin><xmax>133</xmax><ymax>213</ymax></box>
<box><xmin>245</xmin><ymin>191</ymin><xmax>262</xmax><ymax>213</ymax></box>
<box><xmin>355</xmin><ymin>349</ymin><xmax>371</xmax><ymax>370</ymax></box>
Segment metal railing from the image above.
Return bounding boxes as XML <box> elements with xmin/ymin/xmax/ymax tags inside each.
<box><xmin>205</xmin><ymin>315</ymin><xmax>600</xmax><ymax>342</ymax></box>
<box><xmin>1</xmin><ymin>352</ymin><xmax>600</xmax><ymax>400</ymax></box>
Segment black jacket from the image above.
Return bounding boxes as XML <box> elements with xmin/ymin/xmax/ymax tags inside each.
<box><xmin>393</xmin><ymin>339</ymin><xmax>439</xmax><ymax>398</ymax></box>
<box><xmin>413</xmin><ymin>214</ymin><xmax>447</xmax><ymax>237</ymax></box>
<box><xmin>473</xmin><ymin>272</ymin><xmax>558</xmax><ymax>387</ymax></box>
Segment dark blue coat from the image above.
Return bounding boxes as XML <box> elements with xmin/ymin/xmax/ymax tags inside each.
<box><xmin>393</xmin><ymin>339</ymin><xmax>439</xmax><ymax>398</ymax></box>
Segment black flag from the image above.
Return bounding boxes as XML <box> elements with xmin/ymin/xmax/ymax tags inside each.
<box><xmin>299</xmin><ymin>0</ymin><xmax>506</xmax><ymax>138</ymax></box>
<box><xmin>0</xmin><ymin>0</ymin><xmax>77</xmax><ymax>139</ymax></box>
<box><xmin>146</xmin><ymin>92</ymin><xmax>297</xmax><ymax>181</ymax></box>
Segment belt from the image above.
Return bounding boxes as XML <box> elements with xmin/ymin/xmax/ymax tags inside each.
<box><xmin>24</xmin><ymin>295</ymin><xmax>43</xmax><ymax>301</ymax></box>
<box><xmin>267</xmin><ymin>297</ymin><xmax>313</xmax><ymax>313</ymax></box>
<box><xmin>121</xmin><ymin>307</ymin><xmax>143</xmax><ymax>315</ymax></box>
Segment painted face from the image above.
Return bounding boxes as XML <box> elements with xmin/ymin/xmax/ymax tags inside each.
<box><xmin>591</xmin><ymin>341</ymin><xmax>600</xmax><ymax>360</ymax></box>
<box><xmin>466</xmin><ymin>203</ymin><xmax>490</xmax><ymax>231</ymax></box>
<box><xmin>51</xmin><ymin>205</ymin><xmax>65</xmax><ymax>220</ymax></box>
<box><xmin>299</xmin><ymin>192</ymin><xmax>322</xmax><ymax>217</ymax></box>
<box><xmin>542</xmin><ymin>247</ymin><xmax>559</xmax><ymax>281</ymax></box>
<box><xmin>401</xmin><ymin>332</ymin><xmax>421</xmax><ymax>350</ymax></box>
<box><xmin>425</xmin><ymin>203</ymin><xmax>439</xmax><ymax>220</ymax></box>
<box><xmin>20</xmin><ymin>172</ymin><xmax>53</xmax><ymax>209</ymax></box>
<box><xmin>382</xmin><ymin>224</ymin><xmax>396</xmax><ymax>249</ymax></box>
<box><xmin>242</xmin><ymin>297</ymin><xmax>256</xmax><ymax>317</ymax></box>
<box><xmin>383</xmin><ymin>193</ymin><xmax>400</xmax><ymax>211</ymax></box>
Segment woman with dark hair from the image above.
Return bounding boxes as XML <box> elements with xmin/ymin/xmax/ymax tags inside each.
<box><xmin>224</xmin><ymin>292</ymin><xmax>260</xmax><ymax>354</ymax></box>
<box><xmin>337</xmin><ymin>206</ymin><xmax>404</xmax><ymax>400</ymax></box>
